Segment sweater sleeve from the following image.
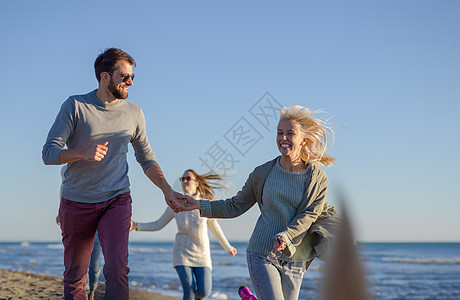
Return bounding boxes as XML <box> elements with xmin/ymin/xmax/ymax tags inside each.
<box><xmin>42</xmin><ymin>98</ymin><xmax>76</xmax><ymax>165</ymax></box>
<box><xmin>201</xmin><ymin>170</ymin><xmax>258</xmax><ymax>218</ymax></box>
<box><xmin>130</xmin><ymin>106</ymin><xmax>158</xmax><ymax>172</ymax></box>
<box><xmin>207</xmin><ymin>219</ymin><xmax>233</xmax><ymax>253</ymax></box>
<box><xmin>136</xmin><ymin>207</ymin><xmax>175</xmax><ymax>231</ymax></box>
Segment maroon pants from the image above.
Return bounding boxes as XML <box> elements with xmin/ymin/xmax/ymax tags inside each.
<box><xmin>59</xmin><ymin>192</ymin><xmax>132</xmax><ymax>300</ymax></box>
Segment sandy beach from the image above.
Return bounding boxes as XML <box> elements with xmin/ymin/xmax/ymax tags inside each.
<box><xmin>0</xmin><ymin>269</ymin><xmax>179</xmax><ymax>300</ymax></box>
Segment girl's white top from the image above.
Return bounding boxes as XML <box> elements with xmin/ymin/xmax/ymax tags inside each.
<box><xmin>136</xmin><ymin>196</ymin><xmax>233</xmax><ymax>269</ymax></box>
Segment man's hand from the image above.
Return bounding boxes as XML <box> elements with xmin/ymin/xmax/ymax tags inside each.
<box><xmin>144</xmin><ymin>165</ymin><xmax>188</xmax><ymax>212</ymax></box>
<box><xmin>83</xmin><ymin>141</ymin><xmax>108</xmax><ymax>161</ymax></box>
<box><xmin>59</xmin><ymin>141</ymin><xmax>109</xmax><ymax>164</ymax></box>
<box><xmin>165</xmin><ymin>190</ymin><xmax>187</xmax><ymax>213</ymax></box>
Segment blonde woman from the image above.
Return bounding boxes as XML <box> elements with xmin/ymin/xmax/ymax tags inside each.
<box><xmin>181</xmin><ymin>106</ymin><xmax>341</xmax><ymax>300</ymax></box>
<box><xmin>131</xmin><ymin>169</ymin><xmax>237</xmax><ymax>300</ymax></box>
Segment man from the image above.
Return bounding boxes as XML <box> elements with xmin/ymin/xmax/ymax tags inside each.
<box><xmin>42</xmin><ymin>48</ymin><xmax>183</xmax><ymax>300</ymax></box>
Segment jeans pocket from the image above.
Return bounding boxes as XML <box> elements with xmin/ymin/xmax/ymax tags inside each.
<box><xmin>286</xmin><ymin>262</ymin><xmax>307</xmax><ymax>278</ymax></box>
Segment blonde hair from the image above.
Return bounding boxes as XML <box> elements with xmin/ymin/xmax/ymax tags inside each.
<box><xmin>184</xmin><ymin>169</ymin><xmax>229</xmax><ymax>200</ymax></box>
<box><xmin>280</xmin><ymin>105</ymin><xmax>335</xmax><ymax>167</ymax></box>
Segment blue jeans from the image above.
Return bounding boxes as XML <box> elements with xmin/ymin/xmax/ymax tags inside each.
<box><xmin>247</xmin><ymin>251</ymin><xmax>307</xmax><ymax>300</ymax></box>
<box><xmin>87</xmin><ymin>231</ymin><xmax>103</xmax><ymax>293</ymax></box>
<box><xmin>175</xmin><ymin>266</ymin><xmax>212</xmax><ymax>300</ymax></box>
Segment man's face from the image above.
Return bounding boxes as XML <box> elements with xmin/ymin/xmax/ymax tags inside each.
<box><xmin>107</xmin><ymin>60</ymin><xmax>134</xmax><ymax>100</ymax></box>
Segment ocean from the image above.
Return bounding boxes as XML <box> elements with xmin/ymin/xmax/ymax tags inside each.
<box><xmin>0</xmin><ymin>242</ymin><xmax>459</xmax><ymax>299</ymax></box>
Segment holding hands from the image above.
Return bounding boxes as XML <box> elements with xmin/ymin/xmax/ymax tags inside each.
<box><xmin>165</xmin><ymin>189</ymin><xmax>188</xmax><ymax>213</ymax></box>
<box><xmin>176</xmin><ymin>195</ymin><xmax>201</xmax><ymax>212</ymax></box>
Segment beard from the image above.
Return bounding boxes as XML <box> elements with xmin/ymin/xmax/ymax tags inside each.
<box><xmin>108</xmin><ymin>78</ymin><xmax>128</xmax><ymax>99</ymax></box>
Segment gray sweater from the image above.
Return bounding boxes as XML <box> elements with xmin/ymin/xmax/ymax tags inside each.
<box><xmin>42</xmin><ymin>90</ymin><xmax>158</xmax><ymax>203</ymax></box>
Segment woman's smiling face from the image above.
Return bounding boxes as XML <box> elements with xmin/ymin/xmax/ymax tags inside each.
<box><xmin>277</xmin><ymin>119</ymin><xmax>306</xmax><ymax>160</ymax></box>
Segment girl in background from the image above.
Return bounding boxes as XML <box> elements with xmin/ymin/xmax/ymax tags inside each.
<box><xmin>131</xmin><ymin>169</ymin><xmax>237</xmax><ymax>300</ymax></box>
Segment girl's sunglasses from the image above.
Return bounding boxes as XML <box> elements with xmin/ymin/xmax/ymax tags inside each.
<box><xmin>180</xmin><ymin>176</ymin><xmax>194</xmax><ymax>182</ymax></box>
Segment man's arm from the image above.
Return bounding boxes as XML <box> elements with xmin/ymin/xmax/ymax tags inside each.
<box><xmin>144</xmin><ymin>164</ymin><xmax>184</xmax><ymax>212</ymax></box>
<box><xmin>43</xmin><ymin>97</ymin><xmax>109</xmax><ymax>165</ymax></box>
<box><xmin>59</xmin><ymin>142</ymin><xmax>109</xmax><ymax>164</ymax></box>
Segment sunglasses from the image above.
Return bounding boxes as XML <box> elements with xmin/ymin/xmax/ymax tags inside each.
<box><xmin>110</xmin><ymin>72</ymin><xmax>135</xmax><ymax>82</ymax></box>
<box><xmin>179</xmin><ymin>176</ymin><xmax>194</xmax><ymax>182</ymax></box>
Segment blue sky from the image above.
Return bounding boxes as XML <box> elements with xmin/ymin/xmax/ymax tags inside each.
<box><xmin>0</xmin><ymin>1</ymin><xmax>459</xmax><ymax>242</ymax></box>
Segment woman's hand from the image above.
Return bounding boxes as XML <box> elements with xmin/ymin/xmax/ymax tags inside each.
<box><xmin>180</xmin><ymin>195</ymin><xmax>201</xmax><ymax>212</ymax></box>
<box><xmin>229</xmin><ymin>247</ymin><xmax>237</xmax><ymax>256</ymax></box>
<box><xmin>273</xmin><ymin>236</ymin><xmax>286</xmax><ymax>252</ymax></box>
<box><xmin>129</xmin><ymin>220</ymin><xmax>138</xmax><ymax>231</ymax></box>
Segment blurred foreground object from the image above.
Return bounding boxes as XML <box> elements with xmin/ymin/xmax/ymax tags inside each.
<box><xmin>321</xmin><ymin>202</ymin><xmax>371</xmax><ymax>300</ymax></box>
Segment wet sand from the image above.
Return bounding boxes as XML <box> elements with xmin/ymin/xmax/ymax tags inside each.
<box><xmin>0</xmin><ymin>269</ymin><xmax>179</xmax><ymax>300</ymax></box>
